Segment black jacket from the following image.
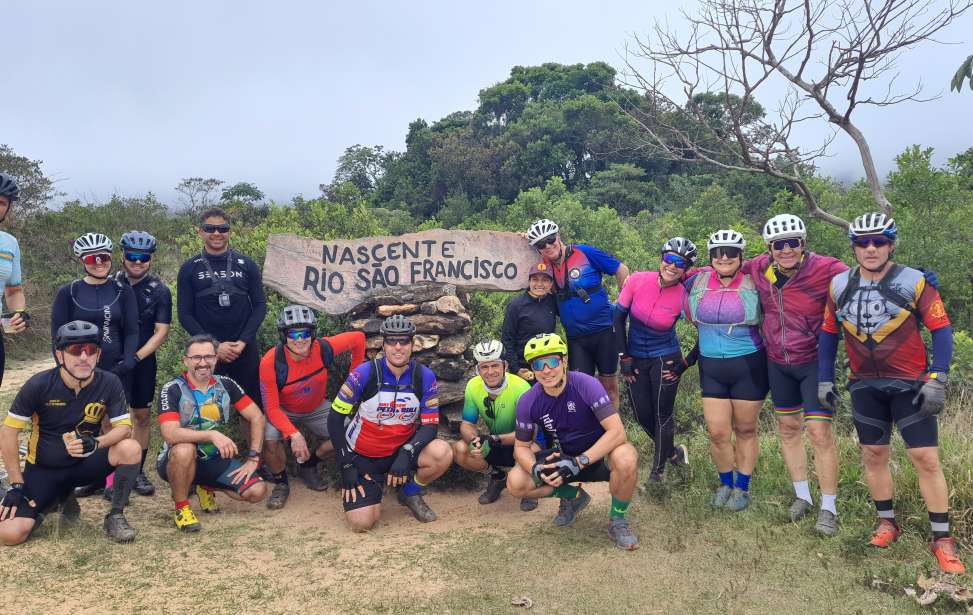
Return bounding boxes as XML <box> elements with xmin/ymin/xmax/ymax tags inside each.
<box><xmin>501</xmin><ymin>290</ymin><xmax>558</xmax><ymax>372</ymax></box>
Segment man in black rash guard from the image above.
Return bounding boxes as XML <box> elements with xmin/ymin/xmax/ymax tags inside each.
<box><xmin>177</xmin><ymin>207</ymin><xmax>267</xmax><ymax>406</ymax></box>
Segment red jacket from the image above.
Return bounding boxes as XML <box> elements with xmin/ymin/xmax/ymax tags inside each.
<box><xmin>744</xmin><ymin>252</ymin><xmax>848</xmax><ymax>366</ymax></box>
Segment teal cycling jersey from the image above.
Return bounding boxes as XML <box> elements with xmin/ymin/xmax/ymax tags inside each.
<box><xmin>462</xmin><ymin>373</ymin><xmax>531</xmax><ymax>435</ymax></box>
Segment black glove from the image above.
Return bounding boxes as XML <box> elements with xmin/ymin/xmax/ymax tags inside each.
<box><xmin>550</xmin><ymin>456</ymin><xmax>583</xmax><ymax>481</ymax></box>
<box><xmin>78</xmin><ymin>434</ymin><xmax>99</xmax><ymax>457</ymax></box>
<box><xmin>818</xmin><ymin>382</ymin><xmax>838</xmax><ymax>411</ymax></box>
<box><xmin>913</xmin><ymin>378</ymin><xmax>946</xmax><ymax>418</ymax></box>
<box><xmin>662</xmin><ymin>357</ymin><xmax>688</xmax><ymax>381</ymax></box>
<box><xmin>340</xmin><ymin>460</ymin><xmax>361</xmax><ymax>491</ymax></box>
<box><xmin>112</xmin><ymin>356</ymin><xmax>138</xmax><ymax>376</ymax></box>
<box><xmin>620</xmin><ymin>356</ymin><xmax>635</xmax><ymax>377</ymax></box>
<box><xmin>1</xmin><ymin>483</ymin><xmax>25</xmax><ymax>512</ymax></box>
<box><xmin>531</xmin><ymin>448</ymin><xmax>560</xmax><ymax>485</ymax></box>
<box><xmin>389</xmin><ymin>447</ymin><xmax>414</xmax><ymax>481</ymax></box>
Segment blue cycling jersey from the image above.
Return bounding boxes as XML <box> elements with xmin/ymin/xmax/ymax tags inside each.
<box><xmin>0</xmin><ymin>231</ymin><xmax>23</xmax><ymax>314</ymax></box>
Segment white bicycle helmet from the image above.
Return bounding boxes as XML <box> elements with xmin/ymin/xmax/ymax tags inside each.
<box><xmin>762</xmin><ymin>214</ymin><xmax>806</xmax><ymax>243</ymax></box>
<box><xmin>707</xmin><ymin>229</ymin><xmax>746</xmax><ymax>254</ymax></box>
<box><xmin>848</xmin><ymin>212</ymin><xmax>897</xmax><ymax>240</ymax></box>
<box><xmin>526</xmin><ymin>219</ymin><xmax>559</xmax><ymax>246</ymax></box>
<box><xmin>73</xmin><ymin>233</ymin><xmax>113</xmax><ymax>258</ymax></box>
<box><xmin>472</xmin><ymin>340</ymin><xmax>504</xmax><ymax>363</ymax></box>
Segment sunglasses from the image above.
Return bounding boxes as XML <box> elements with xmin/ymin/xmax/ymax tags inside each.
<box><xmin>530</xmin><ymin>356</ymin><xmax>563</xmax><ymax>372</ymax></box>
<box><xmin>124</xmin><ymin>251</ymin><xmax>152</xmax><ymax>263</ymax></box>
<box><xmin>384</xmin><ymin>336</ymin><xmax>413</xmax><ymax>347</ymax></box>
<box><xmin>82</xmin><ymin>253</ymin><xmax>111</xmax><ymax>266</ymax></box>
<box><xmin>662</xmin><ymin>253</ymin><xmax>689</xmax><ymax>269</ymax></box>
<box><xmin>852</xmin><ymin>236</ymin><xmax>892</xmax><ymax>249</ymax></box>
<box><xmin>483</xmin><ymin>396</ymin><xmax>496</xmax><ymax>420</ymax></box>
<box><xmin>201</xmin><ymin>223</ymin><xmax>231</xmax><ymax>234</ymax></box>
<box><xmin>710</xmin><ymin>247</ymin><xmax>742</xmax><ymax>260</ymax></box>
<box><xmin>62</xmin><ymin>342</ymin><xmax>99</xmax><ymax>357</ymax></box>
<box><xmin>771</xmin><ymin>238</ymin><xmax>803</xmax><ymax>251</ymax></box>
<box><xmin>286</xmin><ymin>328</ymin><xmax>314</xmax><ymax>341</ymax></box>
<box><xmin>533</xmin><ymin>235</ymin><xmax>557</xmax><ymax>249</ymax></box>
<box><xmin>186</xmin><ymin>353</ymin><xmax>218</xmax><ymax>363</ymax></box>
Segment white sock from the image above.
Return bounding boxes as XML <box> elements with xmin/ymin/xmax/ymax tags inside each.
<box><xmin>821</xmin><ymin>494</ymin><xmax>837</xmax><ymax>515</ymax></box>
<box><xmin>793</xmin><ymin>480</ymin><xmax>813</xmax><ymax>504</ymax></box>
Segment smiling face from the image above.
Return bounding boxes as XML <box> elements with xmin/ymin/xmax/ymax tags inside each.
<box><xmin>710</xmin><ymin>250</ymin><xmax>742</xmax><ymax>277</ymax></box>
<box><xmin>284</xmin><ymin>328</ymin><xmax>314</xmax><ymax>356</ymax></box>
<box><xmin>382</xmin><ymin>335</ymin><xmax>414</xmax><ymax>368</ymax></box>
<box><xmin>769</xmin><ymin>238</ymin><xmax>804</xmax><ymax>270</ymax></box>
<box><xmin>527</xmin><ymin>273</ymin><xmax>554</xmax><ymax>297</ymax></box>
<box><xmin>122</xmin><ymin>252</ymin><xmax>152</xmax><ymax>281</ymax></box>
<box><xmin>183</xmin><ymin>341</ymin><xmax>218</xmax><ymax>384</ymax></box>
<box><xmin>659</xmin><ymin>252</ymin><xmax>688</xmax><ymax>285</ymax></box>
<box><xmin>535</xmin><ymin>234</ymin><xmax>563</xmax><ymax>262</ymax></box>
<box><xmin>532</xmin><ymin>353</ymin><xmax>566</xmax><ymax>392</ymax></box>
<box><xmin>82</xmin><ymin>252</ymin><xmax>113</xmax><ymax>278</ymax></box>
<box><xmin>477</xmin><ymin>359</ymin><xmax>506</xmax><ymax>389</ymax></box>
<box><xmin>199</xmin><ymin>215</ymin><xmax>230</xmax><ymax>253</ymax></box>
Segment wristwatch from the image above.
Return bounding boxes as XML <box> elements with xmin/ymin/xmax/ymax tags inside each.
<box><xmin>928</xmin><ymin>372</ymin><xmax>948</xmax><ymax>384</ymax></box>
<box><xmin>576</xmin><ymin>454</ymin><xmax>590</xmax><ymax>468</ymax></box>
<box><xmin>243</xmin><ymin>449</ymin><xmax>261</xmax><ymax>460</ymax></box>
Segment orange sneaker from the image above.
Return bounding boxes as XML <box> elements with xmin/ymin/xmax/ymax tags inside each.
<box><xmin>930</xmin><ymin>537</ymin><xmax>966</xmax><ymax>574</ymax></box>
<box><xmin>869</xmin><ymin>519</ymin><xmax>902</xmax><ymax>548</ymax></box>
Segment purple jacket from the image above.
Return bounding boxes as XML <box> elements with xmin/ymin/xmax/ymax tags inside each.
<box><xmin>744</xmin><ymin>251</ymin><xmax>848</xmax><ymax>366</ymax></box>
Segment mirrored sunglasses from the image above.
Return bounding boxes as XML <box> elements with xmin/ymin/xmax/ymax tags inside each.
<box><xmin>201</xmin><ymin>223</ymin><xmax>231</xmax><ymax>234</ymax></box>
<box><xmin>852</xmin><ymin>236</ymin><xmax>891</xmax><ymax>249</ymax></box>
<box><xmin>662</xmin><ymin>252</ymin><xmax>689</xmax><ymax>269</ymax></box>
<box><xmin>124</xmin><ymin>251</ymin><xmax>152</xmax><ymax>263</ymax></box>
<box><xmin>62</xmin><ymin>342</ymin><xmax>99</xmax><ymax>357</ymax></box>
<box><xmin>82</xmin><ymin>253</ymin><xmax>111</xmax><ymax>266</ymax></box>
<box><xmin>530</xmin><ymin>356</ymin><xmax>562</xmax><ymax>372</ymax></box>
<box><xmin>771</xmin><ymin>238</ymin><xmax>803</xmax><ymax>251</ymax></box>
<box><xmin>286</xmin><ymin>328</ymin><xmax>314</xmax><ymax>341</ymax></box>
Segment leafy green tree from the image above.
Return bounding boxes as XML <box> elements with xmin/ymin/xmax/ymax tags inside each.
<box><xmin>175</xmin><ymin>177</ymin><xmax>224</xmax><ymax>214</ymax></box>
<box><xmin>0</xmin><ymin>144</ymin><xmax>61</xmax><ymax>219</ymax></box>
<box><xmin>580</xmin><ymin>163</ymin><xmax>661</xmax><ymax>215</ymax></box>
<box><xmin>952</xmin><ymin>54</ymin><xmax>973</xmax><ymax>92</ymax></box>
<box><xmin>221</xmin><ymin>182</ymin><xmax>265</xmax><ymax>204</ymax></box>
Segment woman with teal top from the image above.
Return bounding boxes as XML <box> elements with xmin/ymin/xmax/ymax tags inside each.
<box><xmin>683</xmin><ymin>229</ymin><xmax>768</xmax><ymax>512</ymax></box>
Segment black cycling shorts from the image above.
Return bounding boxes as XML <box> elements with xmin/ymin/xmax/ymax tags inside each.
<box><xmin>342</xmin><ymin>453</ymin><xmax>398</xmax><ymax>512</ymax></box>
<box><xmin>567</xmin><ymin>328</ymin><xmax>618</xmax><ymax>377</ymax></box>
<box><xmin>698</xmin><ymin>349</ymin><xmax>769</xmax><ymax>401</ymax></box>
<box><xmin>130</xmin><ymin>355</ymin><xmax>158</xmax><ymax>409</ymax></box>
<box><xmin>157</xmin><ymin>450</ymin><xmax>263</xmax><ymax>496</ymax></box>
<box><xmin>484</xmin><ymin>444</ymin><xmax>516</xmax><ymax>469</ymax></box>
<box><xmin>15</xmin><ymin>449</ymin><xmax>114</xmax><ymax>519</ymax></box>
<box><xmin>567</xmin><ymin>458</ymin><xmax>612</xmax><ymax>483</ymax></box>
<box><xmin>768</xmin><ymin>360</ymin><xmax>832</xmax><ymax>422</ymax></box>
<box><xmin>849</xmin><ymin>379</ymin><xmax>937</xmax><ymax>448</ymax></box>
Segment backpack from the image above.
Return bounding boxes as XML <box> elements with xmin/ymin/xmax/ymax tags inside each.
<box><xmin>834</xmin><ymin>264</ymin><xmax>920</xmax><ymax>334</ymax></box>
<box><xmin>273</xmin><ymin>338</ymin><xmax>336</xmax><ymax>390</ymax></box>
<box><xmin>360</xmin><ymin>357</ymin><xmax>426</xmax><ymax>402</ymax></box>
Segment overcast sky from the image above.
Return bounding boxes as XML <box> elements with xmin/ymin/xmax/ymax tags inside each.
<box><xmin>5</xmin><ymin>1</ymin><xmax>971</xmax><ymax>206</ymax></box>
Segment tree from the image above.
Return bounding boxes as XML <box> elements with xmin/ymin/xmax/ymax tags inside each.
<box><xmin>220</xmin><ymin>182</ymin><xmax>265</xmax><ymax>205</ymax></box>
<box><xmin>952</xmin><ymin>54</ymin><xmax>973</xmax><ymax>91</ymax></box>
<box><xmin>0</xmin><ymin>144</ymin><xmax>61</xmax><ymax>218</ymax></box>
<box><xmin>175</xmin><ymin>177</ymin><xmax>224</xmax><ymax>214</ymax></box>
<box><xmin>621</xmin><ymin>0</ymin><xmax>972</xmax><ymax>226</ymax></box>
<box><xmin>323</xmin><ymin>145</ymin><xmax>394</xmax><ymax>198</ymax></box>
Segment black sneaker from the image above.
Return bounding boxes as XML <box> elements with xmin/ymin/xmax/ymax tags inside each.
<box><xmin>102</xmin><ymin>486</ymin><xmax>130</xmax><ymax>506</ymax></box>
<box><xmin>134</xmin><ymin>473</ymin><xmax>156</xmax><ymax>497</ymax></box>
<box><xmin>74</xmin><ymin>483</ymin><xmax>103</xmax><ymax>498</ymax></box>
<box><xmin>520</xmin><ymin>497</ymin><xmax>538</xmax><ymax>512</ymax></box>
<box><xmin>398</xmin><ymin>491</ymin><xmax>437</xmax><ymax>523</ymax></box>
<box><xmin>59</xmin><ymin>494</ymin><xmax>81</xmax><ymax>524</ymax></box>
<box><xmin>297</xmin><ymin>465</ymin><xmax>329</xmax><ymax>492</ymax></box>
<box><xmin>478</xmin><ymin>475</ymin><xmax>506</xmax><ymax>505</ymax></box>
<box><xmin>266</xmin><ymin>482</ymin><xmax>290</xmax><ymax>510</ymax></box>
<box><xmin>103</xmin><ymin>512</ymin><xmax>137</xmax><ymax>543</ymax></box>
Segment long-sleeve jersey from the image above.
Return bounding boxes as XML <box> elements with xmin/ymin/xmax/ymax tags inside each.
<box><xmin>501</xmin><ymin>290</ymin><xmax>558</xmax><ymax>372</ymax></box>
<box><xmin>51</xmin><ymin>278</ymin><xmax>139</xmax><ymax>371</ymax></box>
<box><xmin>177</xmin><ymin>249</ymin><xmax>267</xmax><ymax>344</ymax></box>
<box><xmin>614</xmin><ymin>271</ymin><xmax>686</xmax><ymax>359</ymax></box>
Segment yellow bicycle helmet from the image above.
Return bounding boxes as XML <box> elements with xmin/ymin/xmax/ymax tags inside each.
<box><xmin>523</xmin><ymin>333</ymin><xmax>568</xmax><ymax>363</ymax></box>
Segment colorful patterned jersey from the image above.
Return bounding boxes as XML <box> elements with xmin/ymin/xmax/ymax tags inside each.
<box><xmin>462</xmin><ymin>373</ymin><xmax>532</xmax><ymax>435</ymax></box>
<box><xmin>822</xmin><ymin>265</ymin><xmax>949</xmax><ymax>380</ymax></box>
<box><xmin>332</xmin><ymin>358</ymin><xmax>439</xmax><ymax>458</ymax></box>
<box><xmin>157</xmin><ymin>374</ymin><xmax>253</xmax><ymax>460</ymax></box>
<box><xmin>683</xmin><ymin>269</ymin><xmax>763</xmax><ymax>358</ymax></box>
<box><xmin>616</xmin><ymin>271</ymin><xmax>685</xmax><ymax>358</ymax></box>
<box><xmin>545</xmin><ymin>244</ymin><xmax>620</xmax><ymax>338</ymax></box>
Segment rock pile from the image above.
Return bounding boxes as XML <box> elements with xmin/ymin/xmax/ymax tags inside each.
<box><xmin>348</xmin><ymin>284</ymin><xmax>474</xmax><ymax>419</ymax></box>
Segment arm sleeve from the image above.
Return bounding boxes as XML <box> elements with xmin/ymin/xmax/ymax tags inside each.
<box><xmin>405</xmin><ymin>423</ymin><xmax>438</xmax><ymax>454</ymax></box>
<box><xmin>613</xmin><ymin>305</ymin><xmax>629</xmax><ymax>356</ymax></box>
<box><xmin>331</xmin><ymin>362</ymin><xmax>369</xmax><ymax>415</ymax></box>
<box><xmin>930</xmin><ymin>326</ymin><xmax>953</xmax><ymax>374</ymax></box>
<box><xmin>238</xmin><ymin>259</ymin><xmax>267</xmax><ymax>344</ymax></box>
<box><xmin>325</xmin><ymin>331</ymin><xmax>367</xmax><ymax>370</ymax></box>
<box><xmin>259</xmin><ymin>351</ymin><xmax>297</xmax><ymax>439</ymax></box>
<box><xmin>176</xmin><ymin>262</ymin><xmax>205</xmax><ymax>336</ymax></box>
<box><xmin>576</xmin><ymin>244</ymin><xmax>620</xmax><ymax>275</ymax></box>
<box><xmin>817</xmin><ymin>330</ymin><xmax>839</xmax><ymax>382</ymax></box>
<box><xmin>328</xmin><ymin>407</ymin><xmax>350</xmax><ymax>458</ymax></box>
<box><xmin>916</xmin><ymin>280</ymin><xmax>951</xmax><ymax>332</ymax></box>
<box><xmin>50</xmin><ymin>284</ymin><xmax>72</xmax><ymax>346</ymax></box>
<box><xmin>500</xmin><ymin>299</ymin><xmax>520</xmax><ymax>369</ymax></box>
<box><xmin>120</xmin><ymin>285</ymin><xmax>139</xmax><ymax>362</ymax></box>
<box><xmin>155</xmin><ymin>285</ymin><xmax>173</xmax><ymax>325</ymax></box>
<box><xmin>3</xmin><ymin>376</ymin><xmax>37</xmax><ymax>428</ymax></box>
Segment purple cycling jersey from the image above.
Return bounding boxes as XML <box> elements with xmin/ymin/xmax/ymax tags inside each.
<box><xmin>515</xmin><ymin>371</ymin><xmax>617</xmax><ymax>455</ymax></box>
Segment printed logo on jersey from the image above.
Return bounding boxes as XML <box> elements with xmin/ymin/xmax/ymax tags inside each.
<box><xmin>46</xmin><ymin>399</ymin><xmax>66</xmax><ymax>407</ymax></box>
<box><xmin>567</xmin><ymin>401</ymin><xmax>577</xmax><ymax>413</ymax></box>
<box><xmin>569</xmin><ymin>268</ymin><xmax>581</xmax><ymax>280</ymax></box>
<box><xmin>930</xmin><ymin>299</ymin><xmax>946</xmax><ymax>319</ymax></box>
<box><xmin>196</xmin><ymin>270</ymin><xmax>244</xmax><ymax>280</ymax></box>
<box><xmin>82</xmin><ymin>402</ymin><xmax>107</xmax><ymax>424</ymax></box>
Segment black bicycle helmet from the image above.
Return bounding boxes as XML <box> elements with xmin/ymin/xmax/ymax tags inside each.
<box><xmin>54</xmin><ymin>320</ymin><xmax>102</xmax><ymax>349</ymax></box>
<box><xmin>0</xmin><ymin>173</ymin><xmax>19</xmax><ymax>202</ymax></box>
<box><xmin>380</xmin><ymin>314</ymin><xmax>416</xmax><ymax>336</ymax></box>
<box><xmin>120</xmin><ymin>230</ymin><xmax>158</xmax><ymax>253</ymax></box>
<box><xmin>277</xmin><ymin>304</ymin><xmax>317</xmax><ymax>332</ymax></box>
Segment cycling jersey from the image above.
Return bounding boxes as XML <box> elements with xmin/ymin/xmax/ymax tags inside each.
<box><xmin>745</xmin><ymin>252</ymin><xmax>848</xmax><ymax>366</ymax></box>
<box><xmin>683</xmin><ymin>269</ymin><xmax>763</xmax><ymax>359</ymax></box>
<box><xmin>117</xmin><ymin>272</ymin><xmax>172</xmax><ymax>346</ymax></box>
<box><xmin>4</xmin><ymin>368</ymin><xmax>131</xmax><ymax>468</ymax></box>
<box><xmin>822</xmin><ymin>265</ymin><xmax>949</xmax><ymax>380</ymax></box>
<box><xmin>259</xmin><ymin>332</ymin><xmax>366</xmax><ymax>440</ymax></box>
<box><xmin>177</xmin><ymin>250</ymin><xmax>267</xmax><ymax>344</ymax></box>
<box><xmin>615</xmin><ymin>271</ymin><xmax>685</xmax><ymax>358</ymax></box>
<box><xmin>50</xmin><ymin>278</ymin><xmax>139</xmax><ymax>370</ymax></box>
<box><xmin>157</xmin><ymin>374</ymin><xmax>253</xmax><ymax>460</ymax></box>
<box><xmin>514</xmin><ymin>372</ymin><xmax>616</xmax><ymax>456</ymax></box>
<box><xmin>0</xmin><ymin>230</ymin><xmax>23</xmax><ymax>314</ymax></box>
<box><xmin>500</xmin><ymin>290</ymin><xmax>558</xmax><ymax>372</ymax></box>
<box><xmin>331</xmin><ymin>358</ymin><xmax>439</xmax><ymax>458</ymax></box>
<box><xmin>545</xmin><ymin>244</ymin><xmax>620</xmax><ymax>338</ymax></box>
<box><xmin>462</xmin><ymin>373</ymin><xmax>532</xmax><ymax>435</ymax></box>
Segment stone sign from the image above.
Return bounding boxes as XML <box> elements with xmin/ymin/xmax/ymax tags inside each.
<box><xmin>264</xmin><ymin>230</ymin><xmax>537</xmax><ymax>315</ymax></box>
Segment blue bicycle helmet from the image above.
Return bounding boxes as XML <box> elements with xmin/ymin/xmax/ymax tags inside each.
<box><xmin>0</xmin><ymin>173</ymin><xmax>19</xmax><ymax>203</ymax></box>
<box><xmin>120</xmin><ymin>230</ymin><xmax>158</xmax><ymax>253</ymax></box>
